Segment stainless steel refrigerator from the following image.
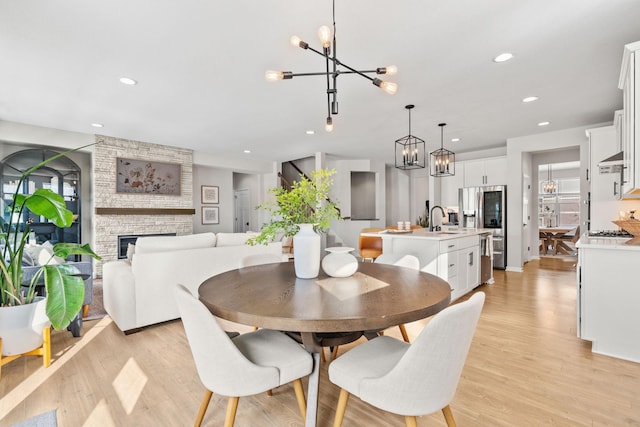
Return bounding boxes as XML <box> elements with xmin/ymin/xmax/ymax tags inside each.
<box><xmin>459</xmin><ymin>185</ymin><xmax>507</xmax><ymax>269</ymax></box>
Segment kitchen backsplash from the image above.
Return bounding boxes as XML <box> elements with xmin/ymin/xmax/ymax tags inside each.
<box><xmin>591</xmin><ymin>199</ymin><xmax>640</xmax><ymax>231</ymax></box>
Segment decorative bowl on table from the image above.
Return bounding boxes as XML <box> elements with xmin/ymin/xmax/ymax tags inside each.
<box><xmin>321</xmin><ymin>247</ymin><xmax>358</xmax><ymax>277</ymax></box>
<box><xmin>612</xmin><ymin>220</ymin><xmax>640</xmax><ymax>245</ymax></box>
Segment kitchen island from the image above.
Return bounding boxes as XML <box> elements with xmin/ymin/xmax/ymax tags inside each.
<box><xmin>360</xmin><ymin>228</ymin><xmax>493</xmax><ymax>301</ymax></box>
<box><xmin>576</xmin><ymin>236</ymin><xmax>640</xmax><ymax>363</ymax></box>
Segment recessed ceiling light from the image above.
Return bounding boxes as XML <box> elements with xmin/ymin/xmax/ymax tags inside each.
<box><xmin>493</xmin><ymin>53</ymin><xmax>514</xmax><ymax>63</ymax></box>
<box><xmin>119</xmin><ymin>77</ymin><xmax>138</xmax><ymax>85</ymax></box>
<box><xmin>538</xmin><ymin>121</ymin><xmax>550</xmax><ymax>127</ymax></box>
<box><xmin>306</xmin><ymin>130</ymin><xmax>315</xmax><ymax>135</ymax></box>
<box><xmin>451</xmin><ymin>138</ymin><xmax>460</xmax><ymax>142</ymax></box>
<box><xmin>522</xmin><ymin>96</ymin><xmax>539</xmax><ymax>103</ymax></box>
<box><xmin>243</xmin><ymin>149</ymin><xmax>251</xmax><ymax>154</ymax></box>
<box><xmin>91</xmin><ymin>123</ymin><xmax>104</xmax><ymax>128</ymax></box>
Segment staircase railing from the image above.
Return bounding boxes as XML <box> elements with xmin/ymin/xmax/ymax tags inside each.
<box><xmin>279</xmin><ymin>161</ymin><xmax>342</xmax><ymax>218</ymax></box>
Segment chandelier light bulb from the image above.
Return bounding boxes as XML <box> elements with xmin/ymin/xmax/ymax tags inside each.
<box><xmin>265</xmin><ymin>70</ymin><xmax>284</xmax><ymax>81</ymax></box>
<box><xmin>318</xmin><ymin>25</ymin><xmax>332</xmax><ymax>48</ymax></box>
<box><xmin>290</xmin><ymin>35</ymin><xmax>302</xmax><ymax>47</ymax></box>
<box><xmin>379</xmin><ymin>81</ymin><xmax>398</xmax><ymax>95</ymax></box>
<box><xmin>325</xmin><ymin>117</ymin><xmax>333</xmax><ymax>132</ymax></box>
<box><xmin>384</xmin><ymin>65</ymin><xmax>398</xmax><ymax>75</ymax></box>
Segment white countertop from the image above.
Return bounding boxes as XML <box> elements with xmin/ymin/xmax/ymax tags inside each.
<box><xmin>361</xmin><ymin>227</ymin><xmax>493</xmax><ymax>241</ymax></box>
<box><xmin>576</xmin><ymin>235</ymin><xmax>640</xmax><ymax>250</ymax></box>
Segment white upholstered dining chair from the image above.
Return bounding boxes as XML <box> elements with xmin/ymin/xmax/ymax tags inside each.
<box><xmin>374</xmin><ymin>253</ymin><xmax>421</xmax><ymax>342</ymax></box>
<box><xmin>328</xmin><ymin>292</ymin><xmax>485</xmax><ymax>427</ymax></box>
<box><xmin>174</xmin><ymin>284</ymin><xmax>313</xmax><ymax>427</ymax></box>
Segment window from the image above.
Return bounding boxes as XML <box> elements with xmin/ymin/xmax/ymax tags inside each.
<box><xmin>538</xmin><ymin>177</ymin><xmax>580</xmax><ymax>227</ymax></box>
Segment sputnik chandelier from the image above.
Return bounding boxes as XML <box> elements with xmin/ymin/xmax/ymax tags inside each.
<box><xmin>265</xmin><ymin>0</ymin><xmax>398</xmax><ymax>132</ymax></box>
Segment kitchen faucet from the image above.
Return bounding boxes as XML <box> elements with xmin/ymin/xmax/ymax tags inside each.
<box><xmin>430</xmin><ymin>205</ymin><xmax>446</xmax><ymax>231</ymax></box>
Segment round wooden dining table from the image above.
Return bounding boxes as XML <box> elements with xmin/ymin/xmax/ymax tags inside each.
<box><xmin>198</xmin><ymin>261</ymin><xmax>451</xmax><ymax>427</ymax></box>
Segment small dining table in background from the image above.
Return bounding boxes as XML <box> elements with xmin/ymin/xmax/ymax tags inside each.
<box><xmin>198</xmin><ymin>261</ymin><xmax>452</xmax><ymax>427</ymax></box>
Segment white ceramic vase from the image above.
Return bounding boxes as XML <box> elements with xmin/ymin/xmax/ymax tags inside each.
<box><xmin>0</xmin><ymin>296</ymin><xmax>50</xmax><ymax>356</ymax></box>
<box><xmin>293</xmin><ymin>223</ymin><xmax>321</xmax><ymax>279</ymax></box>
<box><xmin>322</xmin><ymin>247</ymin><xmax>358</xmax><ymax>278</ymax></box>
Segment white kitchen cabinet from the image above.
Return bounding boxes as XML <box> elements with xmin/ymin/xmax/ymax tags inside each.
<box><xmin>587</xmin><ymin>126</ymin><xmax>620</xmax><ymax>192</ymax></box>
<box><xmin>440</xmin><ymin>171</ymin><xmax>463</xmax><ymax>209</ymax></box>
<box><xmin>576</xmin><ymin>237</ymin><xmax>640</xmax><ymax>363</ymax></box>
<box><xmin>431</xmin><ymin>235</ymin><xmax>480</xmax><ymax>301</ymax></box>
<box><xmin>587</xmin><ymin>125</ymin><xmax>624</xmax><ymax>229</ymax></box>
<box><xmin>377</xmin><ymin>232</ymin><xmax>481</xmax><ymax>301</ymax></box>
<box><xmin>463</xmin><ymin>157</ymin><xmax>507</xmax><ymax>187</ymax></box>
<box><xmin>619</xmin><ymin>41</ymin><xmax>640</xmax><ymax>197</ymax></box>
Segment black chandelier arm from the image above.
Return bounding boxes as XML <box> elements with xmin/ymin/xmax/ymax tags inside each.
<box><xmin>288</xmin><ymin>69</ymin><xmax>382</xmax><ymax>78</ymax></box>
<box><xmin>325</xmin><ymin>47</ymin><xmax>333</xmax><ymax>118</ymax></box>
<box><xmin>333</xmin><ymin>58</ymin><xmax>375</xmax><ymax>82</ymax></box>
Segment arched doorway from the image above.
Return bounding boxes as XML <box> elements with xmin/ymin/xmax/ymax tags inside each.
<box><xmin>1</xmin><ymin>148</ymin><xmax>81</xmax><ymax>245</ymax></box>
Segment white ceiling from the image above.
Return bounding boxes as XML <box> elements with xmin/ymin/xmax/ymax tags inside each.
<box><xmin>1</xmin><ymin>1</ymin><xmax>640</xmax><ymax>167</ymax></box>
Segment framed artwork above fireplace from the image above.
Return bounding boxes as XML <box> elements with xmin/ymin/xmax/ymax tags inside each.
<box><xmin>116</xmin><ymin>158</ymin><xmax>181</xmax><ymax>195</ymax></box>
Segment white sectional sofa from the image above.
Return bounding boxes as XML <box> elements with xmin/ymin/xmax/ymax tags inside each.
<box><xmin>102</xmin><ymin>232</ymin><xmax>282</xmax><ymax>333</ymax></box>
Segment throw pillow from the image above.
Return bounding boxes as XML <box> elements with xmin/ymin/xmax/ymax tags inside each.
<box><xmin>38</xmin><ymin>241</ymin><xmax>65</xmax><ymax>265</ymax></box>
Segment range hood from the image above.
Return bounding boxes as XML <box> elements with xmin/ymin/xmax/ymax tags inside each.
<box><xmin>598</xmin><ymin>151</ymin><xmax>623</xmax><ymax>174</ymax></box>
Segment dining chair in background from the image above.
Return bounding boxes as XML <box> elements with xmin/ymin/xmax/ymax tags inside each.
<box><xmin>374</xmin><ymin>253</ymin><xmax>421</xmax><ymax>343</ymax></box>
<box><xmin>329</xmin><ymin>253</ymin><xmax>421</xmax><ymax>359</ymax></box>
<box><xmin>358</xmin><ymin>228</ymin><xmax>384</xmax><ymax>261</ymax></box>
<box><xmin>328</xmin><ymin>292</ymin><xmax>485</xmax><ymax>427</ymax></box>
<box><xmin>174</xmin><ymin>284</ymin><xmax>313</xmax><ymax>427</ymax></box>
<box><xmin>552</xmin><ymin>226</ymin><xmax>580</xmax><ymax>255</ymax></box>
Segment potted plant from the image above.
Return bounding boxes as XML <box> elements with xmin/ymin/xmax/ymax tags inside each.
<box><xmin>0</xmin><ymin>147</ymin><xmax>100</xmax><ymax>357</ymax></box>
<box><xmin>248</xmin><ymin>168</ymin><xmax>341</xmax><ymax>278</ymax></box>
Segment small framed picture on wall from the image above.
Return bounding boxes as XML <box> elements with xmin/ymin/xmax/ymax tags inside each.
<box><xmin>201</xmin><ymin>185</ymin><xmax>219</xmax><ymax>204</ymax></box>
<box><xmin>202</xmin><ymin>206</ymin><xmax>219</xmax><ymax>225</ymax></box>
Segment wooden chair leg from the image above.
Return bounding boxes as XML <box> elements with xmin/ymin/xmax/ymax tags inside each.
<box><xmin>333</xmin><ymin>389</ymin><xmax>350</xmax><ymax>427</ymax></box>
<box><xmin>82</xmin><ymin>304</ymin><xmax>90</xmax><ymax>318</ymax></box>
<box><xmin>42</xmin><ymin>326</ymin><xmax>51</xmax><ymax>367</ymax></box>
<box><xmin>332</xmin><ymin>345</ymin><xmax>339</xmax><ymax>360</ymax></box>
<box><xmin>405</xmin><ymin>416</ymin><xmax>418</xmax><ymax>427</ymax></box>
<box><xmin>195</xmin><ymin>389</ymin><xmax>213</xmax><ymax>427</ymax></box>
<box><xmin>292</xmin><ymin>378</ymin><xmax>307</xmax><ymax>420</ymax></box>
<box><xmin>398</xmin><ymin>324</ymin><xmax>410</xmax><ymax>343</ymax></box>
<box><xmin>442</xmin><ymin>404</ymin><xmax>457</xmax><ymax>427</ymax></box>
<box><xmin>321</xmin><ymin>348</ymin><xmax>326</xmax><ymax>363</ymax></box>
<box><xmin>224</xmin><ymin>396</ymin><xmax>239</xmax><ymax>427</ymax></box>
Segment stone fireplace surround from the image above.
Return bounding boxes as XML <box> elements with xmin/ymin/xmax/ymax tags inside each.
<box><xmin>93</xmin><ymin>136</ymin><xmax>194</xmax><ymax>276</ymax></box>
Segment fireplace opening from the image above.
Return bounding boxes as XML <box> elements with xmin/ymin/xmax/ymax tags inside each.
<box><xmin>118</xmin><ymin>233</ymin><xmax>176</xmax><ymax>259</ymax></box>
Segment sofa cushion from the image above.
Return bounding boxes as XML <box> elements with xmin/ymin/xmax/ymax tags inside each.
<box><xmin>136</xmin><ymin>233</ymin><xmax>216</xmax><ymax>254</ymax></box>
<box><xmin>23</xmin><ymin>241</ymin><xmax>65</xmax><ymax>266</ymax></box>
<box><xmin>215</xmin><ymin>232</ymin><xmax>251</xmax><ymax>247</ymax></box>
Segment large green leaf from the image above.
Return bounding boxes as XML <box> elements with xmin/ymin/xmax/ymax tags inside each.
<box><xmin>53</xmin><ymin>243</ymin><xmax>102</xmax><ymax>260</ymax></box>
<box><xmin>43</xmin><ymin>264</ymin><xmax>84</xmax><ymax>330</ymax></box>
<box><xmin>22</xmin><ymin>189</ymin><xmax>73</xmax><ymax>228</ymax></box>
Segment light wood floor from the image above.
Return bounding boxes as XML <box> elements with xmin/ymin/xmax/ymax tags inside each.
<box><xmin>2</xmin><ymin>258</ymin><xmax>639</xmax><ymax>426</ymax></box>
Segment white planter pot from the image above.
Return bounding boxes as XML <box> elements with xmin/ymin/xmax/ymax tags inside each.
<box><xmin>0</xmin><ymin>297</ymin><xmax>50</xmax><ymax>356</ymax></box>
<box><xmin>293</xmin><ymin>224</ymin><xmax>321</xmax><ymax>279</ymax></box>
<box><xmin>322</xmin><ymin>247</ymin><xmax>358</xmax><ymax>277</ymax></box>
